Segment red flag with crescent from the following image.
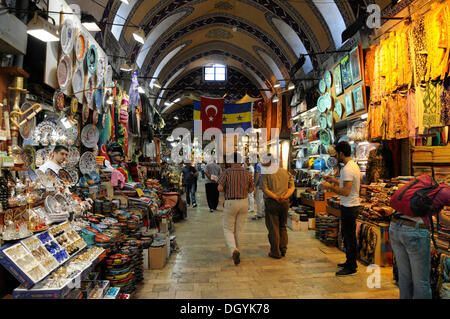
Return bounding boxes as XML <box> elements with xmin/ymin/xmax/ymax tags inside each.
<box><xmin>200</xmin><ymin>97</ymin><xmax>224</xmax><ymax>132</ymax></box>
<box><xmin>254</xmin><ymin>99</ymin><xmax>265</xmax><ymax>113</ymax></box>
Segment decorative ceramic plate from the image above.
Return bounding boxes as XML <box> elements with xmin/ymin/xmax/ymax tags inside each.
<box><xmin>327</xmin><ymin>157</ymin><xmax>337</xmax><ymax>168</ymax></box>
<box><xmin>58</xmin><ymin>169</ymin><xmax>73</xmax><ymax>185</ymax></box>
<box><xmin>86</xmin><ymin>44</ymin><xmax>98</xmax><ymax>74</ymax></box>
<box><xmin>327</xmin><ymin>111</ymin><xmax>333</xmax><ymax>128</ymax></box>
<box><xmin>81</xmin><ymin>124</ymin><xmax>99</xmax><ymax>148</ymax></box>
<box><xmin>82</xmin><ymin>104</ymin><xmax>90</xmax><ymax>124</ymax></box>
<box><xmin>34</xmin><ymin>121</ymin><xmax>57</xmax><ymax>146</ymax></box>
<box><xmin>323</xmin><ymin>92</ymin><xmax>332</xmax><ymax>110</ymax></box>
<box><xmin>324</xmin><ymin>70</ymin><xmax>332</xmax><ymax>88</ymax></box>
<box><xmin>64</xmin><ymin>146</ymin><xmax>80</xmax><ymax>167</ymax></box>
<box><xmin>45</xmin><ymin>196</ymin><xmax>59</xmax><ymax>214</ymax></box>
<box><xmin>104</xmin><ymin>65</ymin><xmax>113</xmax><ymax>94</ymax></box>
<box><xmin>318</xmin><ymin>79</ymin><xmax>326</xmax><ymax>94</ymax></box>
<box><xmin>71</xmin><ymin>97</ymin><xmax>78</xmax><ymax>114</ymax></box>
<box><xmin>79</xmin><ymin>151</ymin><xmax>97</xmax><ymax>175</ymax></box>
<box><xmin>72</xmin><ymin>63</ymin><xmax>84</xmax><ymax>102</ymax></box>
<box><xmin>60</xmin><ymin>18</ymin><xmax>75</xmax><ymax>55</ymax></box>
<box><xmin>21</xmin><ymin>145</ymin><xmax>35</xmax><ymax>169</ymax></box>
<box><xmin>334</xmin><ymin>99</ymin><xmax>343</xmax><ymax>119</ymax></box>
<box><xmin>318</xmin><ymin>129</ymin><xmax>331</xmax><ymax>146</ymax></box>
<box><xmin>65</xmin><ymin>167</ymin><xmax>79</xmax><ymax>186</ymax></box>
<box><xmin>36</xmin><ymin>147</ymin><xmax>50</xmax><ymax>167</ymax></box>
<box><xmin>94</xmin><ymin>84</ymin><xmax>103</xmax><ymax>111</ymax></box>
<box><xmin>318</xmin><ymin>114</ymin><xmax>327</xmax><ymax>130</ymax></box>
<box><xmin>97</xmin><ymin>56</ymin><xmax>106</xmax><ymax>83</ymax></box>
<box><xmin>92</xmin><ymin>110</ymin><xmax>98</xmax><ymax>125</ymax></box>
<box><xmin>53</xmin><ymin>90</ymin><xmax>65</xmax><ymax>111</ymax></box>
<box><xmin>317</xmin><ymin>95</ymin><xmax>326</xmax><ymax>113</ymax></box>
<box><xmin>75</xmin><ymin>30</ymin><xmax>86</xmax><ymax>62</ymax></box>
<box><xmin>57</xmin><ymin>54</ymin><xmax>72</xmax><ymax>91</ymax></box>
<box><xmin>19</xmin><ymin>102</ymin><xmax>36</xmax><ymax>140</ymax></box>
<box><xmin>57</xmin><ymin>118</ymin><xmax>78</xmax><ymax>144</ymax></box>
<box><xmin>85</xmin><ymin>73</ymin><xmax>95</xmax><ymax>104</ymax></box>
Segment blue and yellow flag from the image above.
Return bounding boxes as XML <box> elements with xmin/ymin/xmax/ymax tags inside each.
<box><xmin>193</xmin><ymin>101</ymin><xmax>252</xmax><ymax>133</ymax></box>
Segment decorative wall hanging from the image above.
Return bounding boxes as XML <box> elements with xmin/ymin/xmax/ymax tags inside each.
<box><xmin>85</xmin><ymin>73</ymin><xmax>95</xmax><ymax>106</ymax></box>
<box><xmin>350</xmin><ymin>46</ymin><xmax>362</xmax><ymax>85</ymax></box>
<box><xmin>53</xmin><ymin>90</ymin><xmax>65</xmax><ymax>112</ymax></box>
<box><xmin>86</xmin><ymin>44</ymin><xmax>98</xmax><ymax>74</ymax></box>
<box><xmin>326</xmin><ymin>111</ymin><xmax>333</xmax><ymax>128</ymax></box>
<box><xmin>71</xmin><ymin>97</ymin><xmax>78</xmax><ymax>115</ymax></box>
<box><xmin>79</xmin><ymin>151</ymin><xmax>97</xmax><ymax>174</ymax></box>
<box><xmin>72</xmin><ymin>63</ymin><xmax>84</xmax><ymax>102</ymax></box>
<box><xmin>104</xmin><ymin>65</ymin><xmax>113</xmax><ymax>94</ymax></box>
<box><xmin>96</xmin><ymin>56</ymin><xmax>106</xmax><ymax>83</ymax></box>
<box><xmin>334</xmin><ymin>64</ymin><xmax>343</xmax><ymax>96</ymax></box>
<box><xmin>319</xmin><ymin>79</ymin><xmax>326</xmax><ymax>94</ymax></box>
<box><xmin>317</xmin><ymin>95</ymin><xmax>326</xmax><ymax>113</ymax></box>
<box><xmin>81</xmin><ymin>124</ymin><xmax>99</xmax><ymax>148</ymax></box>
<box><xmin>75</xmin><ymin>30</ymin><xmax>86</xmax><ymax>62</ymax></box>
<box><xmin>353</xmin><ymin>84</ymin><xmax>364</xmax><ymax>112</ymax></box>
<box><xmin>334</xmin><ymin>99</ymin><xmax>343</xmax><ymax>119</ymax></box>
<box><xmin>324</xmin><ymin>70</ymin><xmax>332</xmax><ymax>88</ymax></box>
<box><xmin>344</xmin><ymin>92</ymin><xmax>354</xmax><ymax>116</ymax></box>
<box><xmin>60</xmin><ymin>18</ymin><xmax>75</xmax><ymax>55</ymax></box>
<box><xmin>82</xmin><ymin>104</ymin><xmax>89</xmax><ymax>124</ymax></box>
<box><xmin>57</xmin><ymin>55</ymin><xmax>72</xmax><ymax>91</ymax></box>
<box><xmin>324</xmin><ymin>92</ymin><xmax>332</xmax><ymax>110</ymax></box>
<box><xmin>341</xmin><ymin>55</ymin><xmax>352</xmax><ymax>89</ymax></box>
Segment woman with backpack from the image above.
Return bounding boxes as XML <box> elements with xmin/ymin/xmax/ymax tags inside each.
<box><xmin>389</xmin><ymin>175</ymin><xmax>450</xmax><ymax>299</ymax></box>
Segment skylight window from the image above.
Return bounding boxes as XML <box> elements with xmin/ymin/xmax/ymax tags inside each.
<box><xmin>204</xmin><ymin>65</ymin><xmax>226</xmax><ymax>81</ymax></box>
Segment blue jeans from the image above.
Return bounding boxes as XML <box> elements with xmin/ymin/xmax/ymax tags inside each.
<box><xmin>389</xmin><ymin>221</ymin><xmax>432</xmax><ymax>299</ymax></box>
<box><xmin>184</xmin><ymin>184</ymin><xmax>196</xmax><ymax>205</ymax></box>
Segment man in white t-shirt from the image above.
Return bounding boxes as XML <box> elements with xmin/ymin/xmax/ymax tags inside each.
<box><xmin>322</xmin><ymin>141</ymin><xmax>361</xmax><ymax>277</ymax></box>
<box><xmin>38</xmin><ymin>145</ymin><xmax>69</xmax><ymax>176</ymax></box>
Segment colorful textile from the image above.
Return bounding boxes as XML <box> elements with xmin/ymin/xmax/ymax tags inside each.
<box><xmin>423</xmin><ymin>81</ymin><xmax>443</xmax><ymax>128</ymax></box>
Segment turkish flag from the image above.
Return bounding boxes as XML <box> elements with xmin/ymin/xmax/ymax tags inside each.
<box><xmin>200</xmin><ymin>97</ymin><xmax>224</xmax><ymax>132</ymax></box>
<box><xmin>254</xmin><ymin>99</ymin><xmax>265</xmax><ymax>113</ymax></box>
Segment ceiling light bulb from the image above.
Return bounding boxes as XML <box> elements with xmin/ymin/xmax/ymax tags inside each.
<box><xmin>138</xmin><ymin>86</ymin><xmax>145</xmax><ymax>94</ymax></box>
<box><xmin>27</xmin><ymin>12</ymin><xmax>59</xmax><ymax>42</ymax></box>
<box><xmin>132</xmin><ymin>28</ymin><xmax>146</xmax><ymax>44</ymax></box>
<box><xmin>272</xmin><ymin>95</ymin><xmax>279</xmax><ymax>103</ymax></box>
<box><xmin>173</xmin><ymin>98</ymin><xmax>181</xmax><ymax>103</ymax></box>
<box><xmin>288</xmin><ymin>82</ymin><xmax>295</xmax><ymax>90</ymax></box>
<box><xmin>81</xmin><ymin>13</ymin><xmax>101</xmax><ymax>32</ymax></box>
<box><xmin>120</xmin><ymin>62</ymin><xmax>132</xmax><ymax>72</ymax></box>
<box><xmin>120</xmin><ymin>0</ymin><xmax>130</xmax><ymax>4</ymax></box>
<box><xmin>273</xmin><ymin>82</ymin><xmax>281</xmax><ymax>88</ymax></box>
<box><xmin>174</xmin><ymin>116</ymin><xmax>179</xmax><ymax>120</ymax></box>
<box><xmin>151</xmin><ymin>79</ymin><xmax>162</xmax><ymax>89</ymax></box>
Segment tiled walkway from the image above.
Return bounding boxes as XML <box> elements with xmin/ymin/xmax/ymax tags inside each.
<box><xmin>135</xmin><ymin>179</ymin><xmax>399</xmax><ymax>299</ymax></box>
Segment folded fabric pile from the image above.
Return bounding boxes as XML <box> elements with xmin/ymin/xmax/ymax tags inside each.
<box><xmin>413</xmin><ymin>165</ymin><xmax>433</xmax><ymax>176</ymax></box>
<box><xmin>412</xmin><ymin>147</ymin><xmax>433</xmax><ymax>162</ymax></box>
<box><xmin>436</xmin><ymin>206</ymin><xmax>450</xmax><ymax>251</ymax></box>
<box><xmin>432</xmin><ymin>146</ymin><xmax>450</xmax><ymax>164</ymax></box>
<box><xmin>434</xmin><ymin>167</ymin><xmax>450</xmax><ymax>184</ymax></box>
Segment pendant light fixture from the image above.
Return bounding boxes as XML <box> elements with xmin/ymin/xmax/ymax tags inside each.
<box><xmin>132</xmin><ymin>28</ymin><xmax>146</xmax><ymax>44</ymax></box>
<box><xmin>27</xmin><ymin>12</ymin><xmax>59</xmax><ymax>42</ymax></box>
<box><xmin>272</xmin><ymin>95</ymin><xmax>279</xmax><ymax>103</ymax></box>
<box><xmin>288</xmin><ymin>82</ymin><xmax>295</xmax><ymax>90</ymax></box>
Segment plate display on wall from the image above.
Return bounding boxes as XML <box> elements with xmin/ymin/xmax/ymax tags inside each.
<box><xmin>86</xmin><ymin>44</ymin><xmax>98</xmax><ymax>74</ymax></box>
<box><xmin>350</xmin><ymin>46</ymin><xmax>362</xmax><ymax>85</ymax></box>
<box><xmin>79</xmin><ymin>151</ymin><xmax>97</xmax><ymax>175</ymax></box>
<box><xmin>326</xmin><ymin>111</ymin><xmax>333</xmax><ymax>128</ymax></box>
<box><xmin>21</xmin><ymin>145</ymin><xmax>36</xmax><ymax>169</ymax></box>
<box><xmin>94</xmin><ymin>84</ymin><xmax>103</xmax><ymax>111</ymax></box>
<box><xmin>344</xmin><ymin>92</ymin><xmax>354</xmax><ymax>116</ymax></box>
<box><xmin>71</xmin><ymin>97</ymin><xmax>78</xmax><ymax>115</ymax></box>
<box><xmin>36</xmin><ymin>147</ymin><xmax>51</xmax><ymax>167</ymax></box>
<box><xmin>66</xmin><ymin>167</ymin><xmax>79</xmax><ymax>186</ymax></box>
<box><xmin>72</xmin><ymin>63</ymin><xmax>84</xmax><ymax>102</ymax></box>
<box><xmin>64</xmin><ymin>146</ymin><xmax>80</xmax><ymax>167</ymax></box>
<box><xmin>75</xmin><ymin>30</ymin><xmax>86</xmax><ymax>62</ymax></box>
<box><xmin>81</xmin><ymin>124</ymin><xmax>99</xmax><ymax>148</ymax></box>
<box><xmin>92</xmin><ymin>110</ymin><xmax>98</xmax><ymax>125</ymax></box>
<box><xmin>57</xmin><ymin>54</ymin><xmax>72</xmax><ymax>91</ymax></box>
<box><xmin>19</xmin><ymin>102</ymin><xmax>36</xmax><ymax>140</ymax></box>
<box><xmin>82</xmin><ymin>104</ymin><xmax>90</xmax><ymax>124</ymax></box>
<box><xmin>334</xmin><ymin>64</ymin><xmax>343</xmax><ymax>96</ymax></box>
<box><xmin>324</xmin><ymin>70</ymin><xmax>332</xmax><ymax>88</ymax></box>
<box><xmin>60</xmin><ymin>18</ymin><xmax>75</xmax><ymax>55</ymax></box>
<box><xmin>318</xmin><ymin>130</ymin><xmax>331</xmax><ymax>146</ymax></box>
<box><xmin>85</xmin><ymin>73</ymin><xmax>95</xmax><ymax>105</ymax></box>
<box><xmin>340</xmin><ymin>55</ymin><xmax>352</xmax><ymax>89</ymax></box>
<box><xmin>334</xmin><ymin>99</ymin><xmax>343</xmax><ymax>119</ymax></box>
<box><xmin>353</xmin><ymin>84</ymin><xmax>364</xmax><ymax>112</ymax></box>
<box><xmin>104</xmin><ymin>65</ymin><xmax>113</xmax><ymax>94</ymax></box>
<box><xmin>318</xmin><ymin>114</ymin><xmax>327</xmax><ymax>130</ymax></box>
<box><xmin>96</xmin><ymin>56</ymin><xmax>106</xmax><ymax>83</ymax></box>
<box><xmin>317</xmin><ymin>95</ymin><xmax>326</xmax><ymax>113</ymax></box>
<box><xmin>53</xmin><ymin>90</ymin><xmax>65</xmax><ymax>111</ymax></box>
<box><xmin>318</xmin><ymin>79</ymin><xmax>326</xmax><ymax>94</ymax></box>
<box><xmin>323</xmin><ymin>92</ymin><xmax>332</xmax><ymax>110</ymax></box>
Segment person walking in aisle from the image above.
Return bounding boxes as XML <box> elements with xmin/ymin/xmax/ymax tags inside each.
<box><xmin>217</xmin><ymin>152</ymin><xmax>254</xmax><ymax>265</ymax></box>
<box><xmin>201</xmin><ymin>162</ymin><xmax>206</xmax><ymax>179</ymax></box>
<box><xmin>261</xmin><ymin>154</ymin><xmax>295</xmax><ymax>259</ymax></box>
<box><xmin>321</xmin><ymin>141</ymin><xmax>361</xmax><ymax>276</ymax></box>
<box><xmin>191</xmin><ymin>163</ymin><xmax>198</xmax><ymax>200</ymax></box>
<box><xmin>181</xmin><ymin>160</ymin><xmax>197</xmax><ymax>208</ymax></box>
<box><xmin>252</xmin><ymin>155</ymin><xmax>264</xmax><ymax>220</ymax></box>
<box><xmin>246</xmin><ymin>158</ymin><xmax>255</xmax><ymax>214</ymax></box>
<box><xmin>389</xmin><ymin>175</ymin><xmax>450</xmax><ymax>299</ymax></box>
<box><xmin>204</xmin><ymin>159</ymin><xmax>223</xmax><ymax>212</ymax></box>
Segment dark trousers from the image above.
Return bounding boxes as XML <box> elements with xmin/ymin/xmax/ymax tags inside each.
<box><xmin>264</xmin><ymin>198</ymin><xmax>289</xmax><ymax>257</ymax></box>
<box><xmin>205</xmin><ymin>183</ymin><xmax>219</xmax><ymax>210</ymax></box>
<box><xmin>184</xmin><ymin>183</ymin><xmax>196</xmax><ymax>205</ymax></box>
<box><xmin>340</xmin><ymin>205</ymin><xmax>360</xmax><ymax>270</ymax></box>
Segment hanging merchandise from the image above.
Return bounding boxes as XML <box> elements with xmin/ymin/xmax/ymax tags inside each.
<box><xmin>57</xmin><ymin>55</ymin><xmax>72</xmax><ymax>91</ymax></box>
<box><xmin>60</xmin><ymin>18</ymin><xmax>75</xmax><ymax>55</ymax></box>
<box><xmin>19</xmin><ymin>102</ymin><xmax>36</xmax><ymax>140</ymax></box>
<box><xmin>72</xmin><ymin>64</ymin><xmax>85</xmax><ymax>102</ymax></box>
<box><xmin>74</xmin><ymin>30</ymin><xmax>87</xmax><ymax>62</ymax></box>
<box><xmin>82</xmin><ymin>103</ymin><xmax>90</xmax><ymax>124</ymax></box>
<box><xmin>81</xmin><ymin>124</ymin><xmax>99</xmax><ymax>149</ymax></box>
<box><xmin>85</xmin><ymin>73</ymin><xmax>95</xmax><ymax>106</ymax></box>
<box><xmin>86</xmin><ymin>44</ymin><xmax>98</xmax><ymax>74</ymax></box>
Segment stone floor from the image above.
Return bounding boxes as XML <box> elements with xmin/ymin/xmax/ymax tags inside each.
<box><xmin>135</xmin><ymin>179</ymin><xmax>399</xmax><ymax>299</ymax></box>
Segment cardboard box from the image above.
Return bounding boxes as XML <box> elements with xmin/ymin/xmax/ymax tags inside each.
<box><xmin>308</xmin><ymin>218</ymin><xmax>316</xmax><ymax>230</ymax></box>
<box><xmin>288</xmin><ymin>218</ymin><xmax>301</xmax><ymax>231</ymax></box>
<box><xmin>149</xmin><ymin>246</ymin><xmax>166</xmax><ymax>269</ymax></box>
<box><xmin>300</xmin><ymin>221</ymin><xmax>309</xmax><ymax>231</ymax></box>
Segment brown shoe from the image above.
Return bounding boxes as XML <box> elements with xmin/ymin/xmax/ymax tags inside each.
<box><xmin>232</xmin><ymin>250</ymin><xmax>240</xmax><ymax>265</ymax></box>
<box><xmin>268</xmin><ymin>252</ymin><xmax>281</xmax><ymax>259</ymax></box>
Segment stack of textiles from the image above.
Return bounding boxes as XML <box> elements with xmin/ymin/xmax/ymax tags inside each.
<box><xmin>436</xmin><ymin>206</ymin><xmax>450</xmax><ymax>251</ymax></box>
<box><xmin>412</xmin><ymin>147</ymin><xmax>433</xmax><ymax>162</ymax></box>
<box><xmin>413</xmin><ymin>166</ymin><xmax>433</xmax><ymax>176</ymax></box>
<box><xmin>432</xmin><ymin>147</ymin><xmax>450</xmax><ymax>164</ymax></box>
<box><xmin>324</xmin><ymin>216</ymin><xmax>340</xmax><ymax>247</ymax></box>
<box><xmin>434</xmin><ymin>167</ymin><xmax>450</xmax><ymax>184</ymax></box>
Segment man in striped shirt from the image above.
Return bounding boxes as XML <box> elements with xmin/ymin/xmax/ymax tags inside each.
<box><xmin>217</xmin><ymin>152</ymin><xmax>255</xmax><ymax>265</ymax></box>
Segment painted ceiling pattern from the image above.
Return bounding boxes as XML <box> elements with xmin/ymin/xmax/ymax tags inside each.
<box><xmin>74</xmin><ymin>0</ymin><xmax>396</xmax><ymax>112</ymax></box>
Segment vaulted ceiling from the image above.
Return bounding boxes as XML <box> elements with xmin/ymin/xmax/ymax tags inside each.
<box><xmin>69</xmin><ymin>0</ymin><xmax>402</xmax><ymax>113</ymax></box>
